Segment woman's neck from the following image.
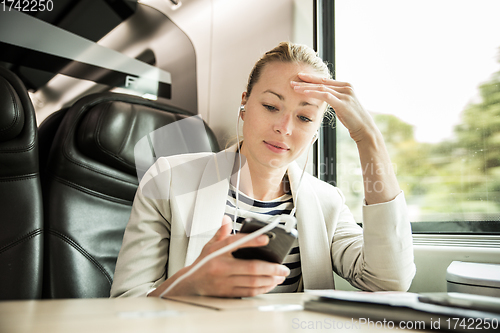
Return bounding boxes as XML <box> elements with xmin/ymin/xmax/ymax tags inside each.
<box><xmin>232</xmin><ymin>145</ymin><xmax>289</xmax><ymax>201</ymax></box>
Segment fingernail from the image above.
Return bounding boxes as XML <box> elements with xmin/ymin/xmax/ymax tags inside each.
<box><xmin>280</xmin><ymin>265</ymin><xmax>291</xmax><ymax>276</ymax></box>
<box><xmin>258</xmin><ymin>235</ymin><xmax>269</xmax><ymax>243</ymax></box>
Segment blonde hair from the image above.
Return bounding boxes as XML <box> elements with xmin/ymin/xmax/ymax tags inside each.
<box><xmin>245</xmin><ymin>41</ymin><xmax>335</xmax><ymax>125</ymax></box>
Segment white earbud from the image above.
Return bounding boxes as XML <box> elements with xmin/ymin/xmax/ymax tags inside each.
<box><xmin>239</xmin><ymin>105</ymin><xmax>245</xmax><ymax>112</ymax></box>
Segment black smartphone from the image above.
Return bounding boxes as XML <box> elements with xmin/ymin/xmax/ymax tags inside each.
<box><xmin>232</xmin><ymin>217</ymin><xmax>298</xmax><ymax>264</ymax></box>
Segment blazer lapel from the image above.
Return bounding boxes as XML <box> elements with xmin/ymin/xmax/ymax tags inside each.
<box><xmin>288</xmin><ymin>162</ymin><xmax>335</xmax><ymax>290</ymax></box>
<box><xmin>183</xmin><ymin>149</ymin><xmax>335</xmax><ymax>290</ymax></box>
<box><xmin>184</xmin><ymin>147</ymin><xmax>238</xmax><ymax>266</ymax></box>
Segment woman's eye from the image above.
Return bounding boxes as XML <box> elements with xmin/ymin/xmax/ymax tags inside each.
<box><xmin>299</xmin><ymin>115</ymin><xmax>312</xmax><ymax>123</ymax></box>
<box><xmin>263</xmin><ymin>104</ymin><xmax>278</xmax><ymax>111</ymax></box>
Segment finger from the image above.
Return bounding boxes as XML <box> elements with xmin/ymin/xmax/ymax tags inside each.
<box><xmin>228</xmin><ymin>274</ymin><xmax>286</xmax><ymax>289</ymax></box>
<box><xmin>292</xmin><ymin>82</ymin><xmax>353</xmax><ymax>96</ymax></box>
<box><xmin>302</xmin><ymin>90</ymin><xmax>344</xmax><ymax>114</ymax></box>
<box><xmin>291</xmin><ymin>84</ymin><xmax>342</xmax><ymax>107</ymax></box>
<box><xmin>295</xmin><ymin>82</ymin><xmax>356</xmax><ymax>102</ymax></box>
<box><xmin>202</xmin><ymin>228</ymin><xmax>271</xmax><ymax>260</ymax></box>
<box><xmin>216</xmin><ymin>215</ymin><xmax>233</xmax><ymax>240</ymax></box>
<box><xmin>213</xmin><ymin>216</ymin><xmax>274</xmax><ymax>248</ymax></box>
<box><xmin>226</xmin><ymin>259</ymin><xmax>291</xmax><ymax>277</ymax></box>
<box><xmin>207</xmin><ymin>215</ymin><xmax>233</xmax><ymax>245</ymax></box>
<box><xmin>202</xmin><ymin>230</ymin><xmax>270</xmax><ymax>258</ymax></box>
<box><xmin>296</xmin><ymin>72</ymin><xmax>350</xmax><ymax>87</ymax></box>
<box><xmin>216</xmin><ymin>231</ymin><xmax>270</xmax><ymax>252</ymax></box>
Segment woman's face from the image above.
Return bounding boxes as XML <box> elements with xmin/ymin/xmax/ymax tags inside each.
<box><xmin>240</xmin><ymin>61</ymin><xmax>326</xmax><ymax>171</ymax></box>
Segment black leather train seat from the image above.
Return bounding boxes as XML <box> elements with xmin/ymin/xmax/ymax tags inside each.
<box><xmin>0</xmin><ymin>67</ymin><xmax>44</xmax><ymax>300</ymax></box>
<box><xmin>40</xmin><ymin>92</ymin><xmax>219</xmax><ymax>298</ymax></box>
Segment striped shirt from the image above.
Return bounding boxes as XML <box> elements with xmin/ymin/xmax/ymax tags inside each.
<box><xmin>225</xmin><ymin>184</ymin><xmax>302</xmax><ymax>293</ymax></box>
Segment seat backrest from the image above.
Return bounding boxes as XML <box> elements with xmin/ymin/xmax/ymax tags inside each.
<box><xmin>0</xmin><ymin>66</ymin><xmax>43</xmax><ymax>300</ymax></box>
<box><xmin>40</xmin><ymin>92</ymin><xmax>218</xmax><ymax>298</ymax></box>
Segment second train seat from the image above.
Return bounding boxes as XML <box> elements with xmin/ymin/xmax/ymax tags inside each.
<box><xmin>0</xmin><ymin>66</ymin><xmax>43</xmax><ymax>300</ymax></box>
<box><xmin>40</xmin><ymin>92</ymin><xmax>218</xmax><ymax>298</ymax></box>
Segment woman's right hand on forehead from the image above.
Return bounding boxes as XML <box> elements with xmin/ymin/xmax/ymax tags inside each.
<box><xmin>291</xmin><ymin>73</ymin><xmax>378</xmax><ymax>143</ymax></box>
<box><xmin>149</xmin><ymin>215</ymin><xmax>290</xmax><ymax>298</ymax></box>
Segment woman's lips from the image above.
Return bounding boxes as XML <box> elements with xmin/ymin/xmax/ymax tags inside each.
<box><xmin>264</xmin><ymin>141</ymin><xmax>289</xmax><ymax>153</ymax></box>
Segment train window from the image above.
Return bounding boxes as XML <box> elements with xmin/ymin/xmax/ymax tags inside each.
<box><xmin>332</xmin><ymin>0</ymin><xmax>500</xmax><ymax>233</ymax></box>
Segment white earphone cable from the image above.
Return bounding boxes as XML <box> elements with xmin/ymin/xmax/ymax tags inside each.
<box><xmin>234</xmin><ymin>106</ymin><xmax>243</xmax><ymax>233</ymax></box>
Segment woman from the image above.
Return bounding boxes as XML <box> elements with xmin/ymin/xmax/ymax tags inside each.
<box><xmin>110</xmin><ymin>42</ymin><xmax>415</xmax><ymax>298</ymax></box>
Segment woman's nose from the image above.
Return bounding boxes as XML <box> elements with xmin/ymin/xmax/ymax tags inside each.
<box><xmin>274</xmin><ymin>114</ymin><xmax>292</xmax><ymax>135</ymax></box>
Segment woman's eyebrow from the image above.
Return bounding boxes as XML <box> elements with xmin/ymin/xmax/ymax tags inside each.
<box><xmin>264</xmin><ymin>89</ymin><xmax>284</xmax><ymax>100</ymax></box>
<box><xmin>300</xmin><ymin>101</ymin><xmax>319</xmax><ymax>108</ymax></box>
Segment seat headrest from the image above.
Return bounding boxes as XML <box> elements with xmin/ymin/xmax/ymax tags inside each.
<box><xmin>76</xmin><ymin>100</ymin><xmax>185</xmax><ymax>175</ymax></box>
<box><xmin>0</xmin><ymin>76</ymin><xmax>25</xmax><ymax>142</ymax></box>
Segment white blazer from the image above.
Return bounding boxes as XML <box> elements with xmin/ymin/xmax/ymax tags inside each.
<box><xmin>110</xmin><ymin>146</ymin><xmax>415</xmax><ymax>297</ymax></box>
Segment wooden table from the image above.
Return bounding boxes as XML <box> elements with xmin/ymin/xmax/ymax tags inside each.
<box><xmin>0</xmin><ymin>293</ymin><xmax>430</xmax><ymax>333</ymax></box>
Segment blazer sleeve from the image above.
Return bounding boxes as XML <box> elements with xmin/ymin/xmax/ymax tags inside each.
<box><xmin>110</xmin><ymin>159</ymin><xmax>173</xmax><ymax>298</ymax></box>
<box><xmin>331</xmin><ymin>191</ymin><xmax>416</xmax><ymax>291</ymax></box>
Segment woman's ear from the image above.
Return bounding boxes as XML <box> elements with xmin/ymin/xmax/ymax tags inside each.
<box><xmin>241</xmin><ymin>92</ymin><xmax>248</xmax><ymax>106</ymax></box>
